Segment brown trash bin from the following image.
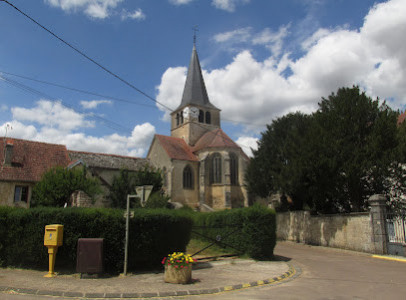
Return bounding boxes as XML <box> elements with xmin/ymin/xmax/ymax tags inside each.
<box><xmin>76</xmin><ymin>238</ymin><xmax>104</xmax><ymax>277</ymax></box>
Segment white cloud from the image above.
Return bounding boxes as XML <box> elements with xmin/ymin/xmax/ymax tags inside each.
<box><xmin>12</xmin><ymin>100</ymin><xmax>94</xmax><ymax>132</ymax></box>
<box><xmin>252</xmin><ymin>25</ymin><xmax>290</xmax><ymax>57</ymax></box>
<box><xmin>45</xmin><ymin>0</ymin><xmax>123</xmax><ymax>19</ymax></box>
<box><xmin>157</xmin><ymin>0</ymin><xmax>406</xmax><ymax>135</ymax></box>
<box><xmin>80</xmin><ymin>100</ymin><xmax>112</xmax><ymax>109</ymax></box>
<box><xmin>120</xmin><ymin>8</ymin><xmax>146</xmax><ymax>21</ymax></box>
<box><xmin>4</xmin><ymin>100</ymin><xmax>155</xmax><ymax>156</ymax></box>
<box><xmin>235</xmin><ymin>136</ymin><xmax>258</xmax><ymax>157</ymax></box>
<box><xmin>213</xmin><ymin>27</ymin><xmax>252</xmax><ymax>43</ymax></box>
<box><xmin>169</xmin><ymin>0</ymin><xmax>194</xmax><ymax>5</ymax></box>
<box><xmin>155</xmin><ymin>66</ymin><xmax>187</xmax><ymax>121</ymax></box>
<box><xmin>211</xmin><ymin>0</ymin><xmax>250</xmax><ymax>12</ymax></box>
<box><xmin>0</xmin><ymin>104</ymin><xmax>7</xmax><ymax>112</ymax></box>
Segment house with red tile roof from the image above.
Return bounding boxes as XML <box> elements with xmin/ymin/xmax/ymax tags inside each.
<box><xmin>0</xmin><ymin>138</ymin><xmax>71</xmax><ymax>208</ymax></box>
<box><xmin>147</xmin><ymin>43</ymin><xmax>250</xmax><ymax>210</ymax></box>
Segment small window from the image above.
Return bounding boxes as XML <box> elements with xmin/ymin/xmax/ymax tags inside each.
<box><xmin>210</xmin><ymin>153</ymin><xmax>222</xmax><ymax>184</ymax></box>
<box><xmin>199</xmin><ymin>110</ymin><xmax>204</xmax><ymax>123</ymax></box>
<box><xmin>14</xmin><ymin>186</ymin><xmax>29</xmax><ymax>202</ymax></box>
<box><xmin>180</xmin><ymin>111</ymin><xmax>184</xmax><ymax>124</ymax></box>
<box><xmin>176</xmin><ymin>113</ymin><xmax>180</xmax><ymax>126</ymax></box>
<box><xmin>183</xmin><ymin>165</ymin><xmax>194</xmax><ymax>189</ymax></box>
<box><xmin>205</xmin><ymin>111</ymin><xmax>211</xmax><ymax>124</ymax></box>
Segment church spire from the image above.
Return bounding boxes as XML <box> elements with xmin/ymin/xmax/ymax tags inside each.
<box><xmin>176</xmin><ymin>43</ymin><xmax>219</xmax><ymax>111</ymax></box>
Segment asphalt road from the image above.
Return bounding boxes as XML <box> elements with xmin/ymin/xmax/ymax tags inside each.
<box><xmin>2</xmin><ymin>241</ymin><xmax>406</xmax><ymax>300</ymax></box>
<box><xmin>194</xmin><ymin>241</ymin><xmax>406</xmax><ymax>300</ymax></box>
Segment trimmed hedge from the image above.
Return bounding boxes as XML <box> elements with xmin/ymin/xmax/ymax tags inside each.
<box><xmin>0</xmin><ymin>207</ymin><xmax>192</xmax><ymax>272</ymax></box>
<box><xmin>191</xmin><ymin>205</ymin><xmax>276</xmax><ymax>260</ymax></box>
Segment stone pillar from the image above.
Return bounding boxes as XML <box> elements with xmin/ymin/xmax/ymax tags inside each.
<box><xmin>369</xmin><ymin>194</ymin><xmax>388</xmax><ymax>254</ymax></box>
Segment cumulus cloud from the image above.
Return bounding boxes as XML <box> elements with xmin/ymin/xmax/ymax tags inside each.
<box><xmin>212</xmin><ymin>0</ymin><xmax>250</xmax><ymax>12</ymax></box>
<box><xmin>213</xmin><ymin>27</ymin><xmax>252</xmax><ymax>43</ymax></box>
<box><xmin>235</xmin><ymin>136</ymin><xmax>258</xmax><ymax>157</ymax></box>
<box><xmin>4</xmin><ymin>100</ymin><xmax>155</xmax><ymax>156</ymax></box>
<box><xmin>120</xmin><ymin>8</ymin><xmax>146</xmax><ymax>21</ymax></box>
<box><xmin>157</xmin><ymin>0</ymin><xmax>406</xmax><ymax>135</ymax></box>
<box><xmin>80</xmin><ymin>100</ymin><xmax>113</xmax><ymax>109</ymax></box>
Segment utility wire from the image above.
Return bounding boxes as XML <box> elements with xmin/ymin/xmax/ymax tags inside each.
<box><xmin>0</xmin><ymin>75</ymin><xmax>133</xmax><ymax>133</ymax></box>
<box><xmin>0</xmin><ymin>70</ymin><xmax>156</xmax><ymax>109</ymax></box>
<box><xmin>1</xmin><ymin>0</ymin><xmax>173</xmax><ymax>112</ymax></box>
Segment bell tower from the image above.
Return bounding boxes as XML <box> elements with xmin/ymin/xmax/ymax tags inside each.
<box><xmin>171</xmin><ymin>44</ymin><xmax>221</xmax><ymax>146</ymax></box>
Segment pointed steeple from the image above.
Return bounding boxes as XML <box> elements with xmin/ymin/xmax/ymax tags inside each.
<box><xmin>176</xmin><ymin>45</ymin><xmax>219</xmax><ymax>110</ymax></box>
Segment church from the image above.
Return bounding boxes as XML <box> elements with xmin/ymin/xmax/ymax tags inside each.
<box><xmin>147</xmin><ymin>44</ymin><xmax>250</xmax><ymax>210</ymax></box>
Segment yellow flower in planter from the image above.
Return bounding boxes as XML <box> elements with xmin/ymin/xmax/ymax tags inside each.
<box><xmin>162</xmin><ymin>252</ymin><xmax>196</xmax><ymax>269</ymax></box>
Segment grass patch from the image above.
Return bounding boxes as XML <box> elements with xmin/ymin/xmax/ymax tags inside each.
<box><xmin>186</xmin><ymin>238</ymin><xmax>236</xmax><ymax>257</ymax></box>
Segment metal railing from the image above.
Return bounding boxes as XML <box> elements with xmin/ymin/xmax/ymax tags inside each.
<box><xmin>386</xmin><ymin>213</ymin><xmax>406</xmax><ymax>245</ymax></box>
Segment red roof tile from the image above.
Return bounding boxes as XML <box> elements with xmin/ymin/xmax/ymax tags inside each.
<box><xmin>192</xmin><ymin>128</ymin><xmax>240</xmax><ymax>153</ymax></box>
<box><xmin>398</xmin><ymin>111</ymin><xmax>406</xmax><ymax>125</ymax></box>
<box><xmin>0</xmin><ymin>138</ymin><xmax>71</xmax><ymax>182</ymax></box>
<box><xmin>154</xmin><ymin>135</ymin><xmax>198</xmax><ymax>161</ymax></box>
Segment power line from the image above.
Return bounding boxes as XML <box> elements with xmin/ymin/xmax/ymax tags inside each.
<box><xmin>0</xmin><ymin>70</ymin><xmax>157</xmax><ymax>109</ymax></box>
<box><xmin>0</xmin><ymin>74</ymin><xmax>133</xmax><ymax>133</ymax></box>
<box><xmin>1</xmin><ymin>0</ymin><xmax>173</xmax><ymax>112</ymax></box>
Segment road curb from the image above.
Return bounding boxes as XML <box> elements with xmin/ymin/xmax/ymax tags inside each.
<box><xmin>0</xmin><ymin>263</ymin><xmax>299</xmax><ymax>299</ymax></box>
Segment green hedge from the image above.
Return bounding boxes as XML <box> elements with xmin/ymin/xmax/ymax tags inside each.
<box><xmin>191</xmin><ymin>205</ymin><xmax>276</xmax><ymax>260</ymax></box>
<box><xmin>0</xmin><ymin>207</ymin><xmax>192</xmax><ymax>272</ymax></box>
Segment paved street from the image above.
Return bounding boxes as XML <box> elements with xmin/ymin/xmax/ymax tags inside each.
<box><xmin>1</xmin><ymin>241</ymin><xmax>405</xmax><ymax>299</ymax></box>
<box><xmin>195</xmin><ymin>241</ymin><xmax>406</xmax><ymax>300</ymax></box>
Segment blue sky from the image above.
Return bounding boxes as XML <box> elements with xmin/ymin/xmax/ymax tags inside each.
<box><xmin>1</xmin><ymin>0</ymin><xmax>405</xmax><ymax>157</ymax></box>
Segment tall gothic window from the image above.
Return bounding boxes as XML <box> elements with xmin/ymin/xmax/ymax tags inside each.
<box><xmin>183</xmin><ymin>165</ymin><xmax>194</xmax><ymax>189</ymax></box>
<box><xmin>180</xmin><ymin>111</ymin><xmax>184</xmax><ymax>124</ymax></box>
<box><xmin>210</xmin><ymin>153</ymin><xmax>222</xmax><ymax>184</ymax></box>
<box><xmin>230</xmin><ymin>153</ymin><xmax>238</xmax><ymax>185</ymax></box>
<box><xmin>176</xmin><ymin>113</ymin><xmax>180</xmax><ymax>126</ymax></box>
<box><xmin>205</xmin><ymin>111</ymin><xmax>211</xmax><ymax>124</ymax></box>
<box><xmin>199</xmin><ymin>110</ymin><xmax>204</xmax><ymax>123</ymax></box>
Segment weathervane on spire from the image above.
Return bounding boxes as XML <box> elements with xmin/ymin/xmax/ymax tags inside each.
<box><xmin>193</xmin><ymin>25</ymin><xmax>199</xmax><ymax>46</ymax></box>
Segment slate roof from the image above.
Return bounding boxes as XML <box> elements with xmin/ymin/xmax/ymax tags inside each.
<box><xmin>154</xmin><ymin>135</ymin><xmax>198</xmax><ymax>162</ymax></box>
<box><xmin>176</xmin><ymin>45</ymin><xmax>219</xmax><ymax>111</ymax></box>
<box><xmin>0</xmin><ymin>138</ymin><xmax>71</xmax><ymax>182</ymax></box>
<box><xmin>68</xmin><ymin>151</ymin><xmax>147</xmax><ymax>170</ymax></box>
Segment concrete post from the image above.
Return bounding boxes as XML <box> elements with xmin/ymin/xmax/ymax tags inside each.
<box><xmin>369</xmin><ymin>194</ymin><xmax>388</xmax><ymax>254</ymax></box>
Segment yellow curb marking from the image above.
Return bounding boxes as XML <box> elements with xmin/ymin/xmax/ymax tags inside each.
<box><xmin>257</xmin><ymin>280</ymin><xmax>265</xmax><ymax>285</ymax></box>
<box><xmin>224</xmin><ymin>286</ymin><xmax>234</xmax><ymax>291</ymax></box>
<box><xmin>372</xmin><ymin>255</ymin><xmax>406</xmax><ymax>263</ymax></box>
<box><xmin>242</xmin><ymin>283</ymin><xmax>251</xmax><ymax>288</ymax></box>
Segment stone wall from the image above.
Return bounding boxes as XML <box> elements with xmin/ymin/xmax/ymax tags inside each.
<box><xmin>277</xmin><ymin>211</ymin><xmax>375</xmax><ymax>253</ymax></box>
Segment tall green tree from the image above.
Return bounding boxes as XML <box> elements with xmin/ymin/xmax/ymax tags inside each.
<box><xmin>31</xmin><ymin>166</ymin><xmax>101</xmax><ymax>207</ymax></box>
<box><xmin>245</xmin><ymin>112</ymin><xmax>312</xmax><ymax>210</ymax></box>
<box><xmin>308</xmin><ymin>86</ymin><xmax>398</xmax><ymax>212</ymax></box>
<box><xmin>108</xmin><ymin>165</ymin><xmax>163</xmax><ymax>209</ymax></box>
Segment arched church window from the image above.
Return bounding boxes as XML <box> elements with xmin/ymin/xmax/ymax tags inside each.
<box><xmin>230</xmin><ymin>153</ymin><xmax>238</xmax><ymax>185</ymax></box>
<box><xmin>205</xmin><ymin>111</ymin><xmax>211</xmax><ymax>124</ymax></box>
<box><xmin>162</xmin><ymin>167</ymin><xmax>168</xmax><ymax>189</ymax></box>
<box><xmin>176</xmin><ymin>113</ymin><xmax>180</xmax><ymax>126</ymax></box>
<box><xmin>180</xmin><ymin>111</ymin><xmax>184</xmax><ymax>124</ymax></box>
<box><xmin>183</xmin><ymin>165</ymin><xmax>194</xmax><ymax>189</ymax></box>
<box><xmin>199</xmin><ymin>110</ymin><xmax>204</xmax><ymax>123</ymax></box>
<box><xmin>210</xmin><ymin>153</ymin><xmax>222</xmax><ymax>184</ymax></box>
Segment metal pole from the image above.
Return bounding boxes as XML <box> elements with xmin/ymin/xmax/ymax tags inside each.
<box><xmin>124</xmin><ymin>194</ymin><xmax>130</xmax><ymax>276</ymax></box>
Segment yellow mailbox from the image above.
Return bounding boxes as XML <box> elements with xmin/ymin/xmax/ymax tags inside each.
<box><xmin>44</xmin><ymin>224</ymin><xmax>63</xmax><ymax>278</ymax></box>
<box><xmin>44</xmin><ymin>224</ymin><xmax>63</xmax><ymax>247</ymax></box>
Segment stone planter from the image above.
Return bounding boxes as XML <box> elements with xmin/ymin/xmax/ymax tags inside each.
<box><xmin>164</xmin><ymin>264</ymin><xmax>192</xmax><ymax>284</ymax></box>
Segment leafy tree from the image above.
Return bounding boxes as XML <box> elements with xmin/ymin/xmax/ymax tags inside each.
<box><xmin>309</xmin><ymin>86</ymin><xmax>398</xmax><ymax>212</ymax></box>
<box><xmin>247</xmin><ymin>86</ymin><xmax>399</xmax><ymax>213</ymax></box>
<box><xmin>245</xmin><ymin>112</ymin><xmax>312</xmax><ymax>210</ymax></box>
<box><xmin>31</xmin><ymin>166</ymin><xmax>101</xmax><ymax>207</ymax></box>
<box><xmin>108</xmin><ymin>165</ymin><xmax>163</xmax><ymax>209</ymax></box>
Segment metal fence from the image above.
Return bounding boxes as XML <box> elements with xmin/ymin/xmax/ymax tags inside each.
<box><xmin>386</xmin><ymin>213</ymin><xmax>406</xmax><ymax>245</ymax></box>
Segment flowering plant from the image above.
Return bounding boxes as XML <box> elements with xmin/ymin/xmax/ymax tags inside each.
<box><xmin>161</xmin><ymin>252</ymin><xmax>196</xmax><ymax>269</ymax></box>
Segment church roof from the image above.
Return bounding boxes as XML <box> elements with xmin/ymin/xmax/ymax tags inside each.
<box><xmin>176</xmin><ymin>45</ymin><xmax>219</xmax><ymax>111</ymax></box>
<box><xmin>155</xmin><ymin>135</ymin><xmax>199</xmax><ymax>162</ymax></box>
<box><xmin>192</xmin><ymin>128</ymin><xmax>241</xmax><ymax>153</ymax></box>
